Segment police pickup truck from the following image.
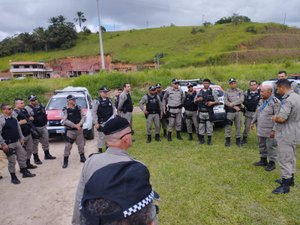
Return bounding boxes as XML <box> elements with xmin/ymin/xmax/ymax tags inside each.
<box><xmin>179</xmin><ymin>79</ymin><xmax>226</xmax><ymax>126</ymax></box>
<box><xmin>45</xmin><ymin>86</ymin><xmax>94</xmax><ymax>139</ymax></box>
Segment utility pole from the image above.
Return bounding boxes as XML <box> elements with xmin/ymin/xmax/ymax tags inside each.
<box><xmin>283</xmin><ymin>12</ymin><xmax>286</xmax><ymax>25</ymax></box>
<box><xmin>96</xmin><ymin>0</ymin><xmax>105</xmax><ymax>70</ymax></box>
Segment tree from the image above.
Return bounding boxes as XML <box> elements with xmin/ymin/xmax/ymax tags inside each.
<box><xmin>47</xmin><ymin>15</ymin><xmax>78</xmax><ymax>49</ymax></box>
<box><xmin>33</xmin><ymin>27</ymin><xmax>50</xmax><ymax>51</ymax></box>
<box><xmin>215</xmin><ymin>14</ymin><xmax>251</xmax><ymax>25</ymax></box>
<box><xmin>74</xmin><ymin>11</ymin><xmax>87</xmax><ymax>31</ymax></box>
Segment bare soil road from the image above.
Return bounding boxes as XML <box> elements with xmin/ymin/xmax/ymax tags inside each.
<box><xmin>0</xmin><ymin>135</ymin><xmax>99</xmax><ymax>225</ymax></box>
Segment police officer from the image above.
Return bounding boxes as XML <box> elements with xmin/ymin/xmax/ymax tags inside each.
<box><xmin>271</xmin><ymin>79</ymin><xmax>300</xmax><ymax>194</ymax></box>
<box><xmin>139</xmin><ymin>86</ymin><xmax>162</xmax><ymax>143</ymax></box>
<box><xmin>241</xmin><ymin>80</ymin><xmax>260</xmax><ymax>145</ymax></box>
<box><xmin>92</xmin><ymin>86</ymin><xmax>115</xmax><ymax>153</ymax></box>
<box><xmin>194</xmin><ymin>79</ymin><xmax>219</xmax><ymax>145</ymax></box>
<box><xmin>114</xmin><ymin>88</ymin><xmax>123</xmax><ymax>109</ymax></box>
<box><xmin>183</xmin><ymin>83</ymin><xmax>198</xmax><ymax>141</ymax></box>
<box><xmin>62</xmin><ymin>95</ymin><xmax>86</xmax><ymax>168</ymax></box>
<box><xmin>72</xmin><ymin>117</ymin><xmax>134</xmax><ymax>224</ymax></box>
<box><xmin>13</xmin><ymin>98</ymin><xmax>37</xmax><ymax>169</ymax></box>
<box><xmin>224</xmin><ymin>78</ymin><xmax>245</xmax><ymax>147</ymax></box>
<box><xmin>156</xmin><ymin>83</ymin><xmax>168</xmax><ymax>138</ymax></box>
<box><xmin>162</xmin><ymin>79</ymin><xmax>184</xmax><ymax>141</ymax></box>
<box><xmin>26</xmin><ymin>95</ymin><xmax>56</xmax><ymax>163</ymax></box>
<box><xmin>0</xmin><ymin>103</ymin><xmax>35</xmax><ymax>184</ymax></box>
<box><xmin>118</xmin><ymin>83</ymin><xmax>133</xmax><ymax>127</ymax></box>
<box><xmin>251</xmin><ymin>85</ymin><xmax>280</xmax><ymax>171</ymax></box>
<box><xmin>274</xmin><ymin>70</ymin><xmax>300</xmax><ymax>100</ymax></box>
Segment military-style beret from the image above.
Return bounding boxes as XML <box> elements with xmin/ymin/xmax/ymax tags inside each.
<box><xmin>102</xmin><ymin>117</ymin><xmax>130</xmax><ymax>135</ymax></box>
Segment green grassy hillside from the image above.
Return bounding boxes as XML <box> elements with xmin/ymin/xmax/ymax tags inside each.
<box><xmin>1</xmin><ymin>22</ymin><xmax>300</xmax><ymax>71</ymax></box>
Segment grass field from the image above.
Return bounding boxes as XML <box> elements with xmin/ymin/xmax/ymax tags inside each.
<box><xmin>130</xmin><ymin>114</ymin><xmax>300</xmax><ymax>225</ymax></box>
<box><xmin>1</xmin><ymin>22</ymin><xmax>300</xmax><ymax>71</ymax></box>
<box><xmin>0</xmin><ymin>66</ymin><xmax>299</xmax><ymax>224</ymax></box>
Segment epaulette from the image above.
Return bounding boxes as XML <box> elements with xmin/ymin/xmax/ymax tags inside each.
<box><xmin>88</xmin><ymin>152</ymin><xmax>101</xmax><ymax>158</ymax></box>
<box><xmin>273</xmin><ymin>97</ymin><xmax>279</xmax><ymax>103</ymax></box>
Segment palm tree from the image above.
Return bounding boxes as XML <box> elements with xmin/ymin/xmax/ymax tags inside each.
<box><xmin>74</xmin><ymin>11</ymin><xmax>87</xmax><ymax>31</ymax></box>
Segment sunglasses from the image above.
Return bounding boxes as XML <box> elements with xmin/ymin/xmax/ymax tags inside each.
<box><xmin>119</xmin><ymin>130</ymin><xmax>134</xmax><ymax>139</ymax></box>
<box><xmin>6</xmin><ymin>108</ymin><xmax>13</xmax><ymax>110</ymax></box>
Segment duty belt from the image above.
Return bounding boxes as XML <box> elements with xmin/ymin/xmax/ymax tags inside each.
<box><xmin>199</xmin><ymin>107</ymin><xmax>209</xmax><ymax>112</ymax></box>
<box><xmin>5</xmin><ymin>139</ymin><xmax>19</xmax><ymax>144</ymax></box>
<box><xmin>149</xmin><ymin>111</ymin><xmax>159</xmax><ymax>114</ymax></box>
<box><xmin>168</xmin><ymin>105</ymin><xmax>182</xmax><ymax>109</ymax></box>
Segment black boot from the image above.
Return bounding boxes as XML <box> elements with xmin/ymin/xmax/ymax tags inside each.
<box><xmin>225</xmin><ymin>137</ymin><xmax>231</xmax><ymax>147</ymax></box>
<box><xmin>272</xmin><ymin>178</ymin><xmax>290</xmax><ymax>194</ymax></box>
<box><xmin>33</xmin><ymin>153</ymin><xmax>42</xmax><ymax>165</ymax></box>
<box><xmin>198</xmin><ymin>135</ymin><xmax>205</xmax><ymax>144</ymax></box>
<box><xmin>188</xmin><ymin>133</ymin><xmax>193</xmax><ymax>141</ymax></box>
<box><xmin>168</xmin><ymin>132</ymin><xmax>172</xmax><ymax>142</ymax></box>
<box><xmin>236</xmin><ymin>137</ymin><xmax>241</xmax><ymax>147</ymax></box>
<box><xmin>265</xmin><ymin>160</ymin><xmax>276</xmax><ymax>171</ymax></box>
<box><xmin>146</xmin><ymin>135</ymin><xmax>152</xmax><ymax>143</ymax></box>
<box><xmin>276</xmin><ymin>174</ymin><xmax>295</xmax><ymax>187</ymax></box>
<box><xmin>163</xmin><ymin>129</ymin><xmax>167</xmax><ymax>138</ymax></box>
<box><xmin>98</xmin><ymin>148</ymin><xmax>103</xmax><ymax>153</ymax></box>
<box><xmin>26</xmin><ymin>159</ymin><xmax>37</xmax><ymax>169</ymax></box>
<box><xmin>207</xmin><ymin>136</ymin><xmax>212</xmax><ymax>145</ymax></box>
<box><xmin>253</xmin><ymin>157</ymin><xmax>268</xmax><ymax>166</ymax></box>
<box><xmin>20</xmin><ymin>168</ymin><xmax>36</xmax><ymax>178</ymax></box>
<box><xmin>176</xmin><ymin>131</ymin><xmax>183</xmax><ymax>140</ymax></box>
<box><xmin>10</xmin><ymin>173</ymin><xmax>21</xmax><ymax>184</ymax></box>
<box><xmin>155</xmin><ymin>134</ymin><xmax>161</xmax><ymax>142</ymax></box>
<box><xmin>44</xmin><ymin>150</ymin><xmax>56</xmax><ymax>160</ymax></box>
<box><xmin>241</xmin><ymin>136</ymin><xmax>247</xmax><ymax>145</ymax></box>
<box><xmin>62</xmin><ymin>156</ymin><xmax>69</xmax><ymax>168</ymax></box>
<box><xmin>80</xmin><ymin>153</ymin><xmax>86</xmax><ymax>163</ymax></box>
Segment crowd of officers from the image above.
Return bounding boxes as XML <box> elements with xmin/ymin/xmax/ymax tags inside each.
<box><xmin>0</xmin><ymin>71</ymin><xmax>299</xmax><ymax>195</ymax></box>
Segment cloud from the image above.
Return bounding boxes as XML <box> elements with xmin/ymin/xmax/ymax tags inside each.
<box><xmin>0</xmin><ymin>0</ymin><xmax>300</xmax><ymax>40</ymax></box>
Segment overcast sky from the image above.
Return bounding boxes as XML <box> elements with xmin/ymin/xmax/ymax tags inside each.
<box><xmin>1</xmin><ymin>0</ymin><xmax>300</xmax><ymax>40</ymax></box>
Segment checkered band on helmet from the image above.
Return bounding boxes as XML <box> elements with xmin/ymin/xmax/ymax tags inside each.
<box><xmin>123</xmin><ymin>191</ymin><xmax>154</xmax><ymax>218</ymax></box>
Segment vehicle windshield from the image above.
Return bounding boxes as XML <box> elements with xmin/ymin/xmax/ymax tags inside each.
<box><xmin>46</xmin><ymin>97</ymin><xmax>87</xmax><ymax>110</ymax></box>
<box><xmin>216</xmin><ymin>90</ymin><xmax>224</xmax><ymax>97</ymax></box>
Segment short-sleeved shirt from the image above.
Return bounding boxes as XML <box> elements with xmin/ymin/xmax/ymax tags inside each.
<box><xmin>275</xmin><ymin>90</ymin><xmax>300</xmax><ymax>143</ymax></box>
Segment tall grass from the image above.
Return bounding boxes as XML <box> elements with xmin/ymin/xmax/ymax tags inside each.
<box><xmin>1</xmin><ymin>62</ymin><xmax>300</xmax><ymax>105</ymax></box>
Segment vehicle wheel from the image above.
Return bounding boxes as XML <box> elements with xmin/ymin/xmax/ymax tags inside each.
<box><xmin>85</xmin><ymin>128</ymin><xmax>94</xmax><ymax>140</ymax></box>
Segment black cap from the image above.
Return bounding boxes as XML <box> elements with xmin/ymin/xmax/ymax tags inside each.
<box><xmin>276</xmin><ymin>78</ymin><xmax>292</xmax><ymax>87</ymax></box>
<box><xmin>228</xmin><ymin>78</ymin><xmax>236</xmax><ymax>84</ymax></box>
<box><xmin>156</xmin><ymin>83</ymin><xmax>162</xmax><ymax>88</ymax></box>
<box><xmin>67</xmin><ymin>95</ymin><xmax>77</xmax><ymax>101</ymax></box>
<box><xmin>80</xmin><ymin>161</ymin><xmax>159</xmax><ymax>224</ymax></box>
<box><xmin>102</xmin><ymin>117</ymin><xmax>130</xmax><ymax>135</ymax></box>
<box><xmin>148</xmin><ymin>86</ymin><xmax>156</xmax><ymax>91</ymax></box>
<box><xmin>172</xmin><ymin>79</ymin><xmax>179</xmax><ymax>84</ymax></box>
<box><xmin>187</xmin><ymin>82</ymin><xmax>193</xmax><ymax>87</ymax></box>
<box><xmin>203</xmin><ymin>78</ymin><xmax>211</xmax><ymax>83</ymax></box>
<box><xmin>99</xmin><ymin>86</ymin><xmax>110</xmax><ymax>92</ymax></box>
<box><xmin>28</xmin><ymin>95</ymin><xmax>37</xmax><ymax>101</ymax></box>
